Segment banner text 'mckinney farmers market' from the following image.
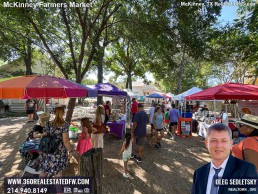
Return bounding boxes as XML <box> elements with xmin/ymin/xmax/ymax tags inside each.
<box><xmin>3</xmin><ymin>1</ymin><xmax>94</xmax><ymax>8</ymax></box>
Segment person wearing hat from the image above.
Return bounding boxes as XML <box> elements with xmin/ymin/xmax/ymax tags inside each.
<box><xmin>232</xmin><ymin>114</ymin><xmax>258</xmax><ymax>172</ymax></box>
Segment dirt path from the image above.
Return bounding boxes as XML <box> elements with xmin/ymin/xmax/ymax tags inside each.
<box><xmin>0</xmin><ymin>117</ymin><xmax>210</xmax><ymax>194</ymax></box>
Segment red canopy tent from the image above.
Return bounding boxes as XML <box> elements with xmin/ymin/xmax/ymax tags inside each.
<box><xmin>161</xmin><ymin>93</ymin><xmax>172</xmax><ymax>99</ymax></box>
<box><xmin>185</xmin><ymin>83</ymin><xmax>258</xmax><ymax>100</ymax></box>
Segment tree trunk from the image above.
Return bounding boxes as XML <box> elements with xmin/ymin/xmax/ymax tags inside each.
<box><xmin>253</xmin><ymin>77</ymin><xmax>258</xmax><ymax>85</ymax></box>
<box><xmin>65</xmin><ymin>98</ymin><xmax>76</xmax><ymax>123</ymax></box>
<box><xmin>97</xmin><ymin>46</ymin><xmax>105</xmax><ymax>106</ymax></box>
<box><xmin>24</xmin><ymin>38</ymin><xmax>33</xmax><ymax>75</ymax></box>
<box><xmin>127</xmin><ymin>73</ymin><xmax>132</xmax><ymax>90</ymax></box>
<box><xmin>177</xmin><ymin>52</ymin><xmax>185</xmax><ymax>94</ymax></box>
<box><xmin>81</xmin><ymin>148</ymin><xmax>103</xmax><ymax>194</ymax></box>
<box><xmin>126</xmin><ymin>77</ymin><xmax>129</xmax><ymax>89</ymax></box>
<box><xmin>252</xmin><ymin>66</ymin><xmax>258</xmax><ymax>85</ymax></box>
<box><xmin>78</xmin><ymin>98</ymin><xmax>83</xmax><ymax>105</ymax></box>
<box><xmin>127</xmin><ymin>64</ymin><xmax>133</xmax><ymax>90</ymax></box>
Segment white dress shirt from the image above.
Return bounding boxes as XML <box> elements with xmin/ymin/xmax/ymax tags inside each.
<box><xmin>206</xmin><ymin>156</ymin><xmax>229</xmax><ymax>194</ymax></box>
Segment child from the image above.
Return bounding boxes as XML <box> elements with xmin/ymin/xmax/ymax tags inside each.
<box><xmin>120</xmin><ymin>132</ymin><xmax>132</xmax><ymax>178</ymax></box>
<box><xmin>76</xmin><ymin>117</ymin><xmax>96</xmax><ymax>175</ymax></box>
<box><xmin>164</xmin><ymin>108</ymin><xmax>170</xmax><ymax>131</ymax></box>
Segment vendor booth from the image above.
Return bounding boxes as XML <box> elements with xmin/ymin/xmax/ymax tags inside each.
<box><xmin>171</xmin><ymin>87</ymin><xmax>202</xmax><ymax>137</ymax></box>
<box><xmin>185</xmin><ymin>82</ymin><xmax>258</xmax><ymax>139</ymax></box>
<box><xmin>88</xmin><ymin>83</ymin><xmax>128</xmax><ymax>139</ymax></box>
<box><xmin>185</xmin><ymin>83</ymin><xmax>258</xmax><ymax>101</ymax></box>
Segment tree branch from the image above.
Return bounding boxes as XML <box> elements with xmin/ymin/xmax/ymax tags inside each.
<box><xmin>81</xmin><ymin>45</ymin><xmax>96</xmax><ymax>79</ymax></box>
<box><xmin>60</xmin><ymin>7</ymin><xmax>78</xmax><ymax>77</ymax></box>
<box><xmin>27</xmin><ymin>17</ymin><xmax>68</xmax><ymax>79</ymax></box>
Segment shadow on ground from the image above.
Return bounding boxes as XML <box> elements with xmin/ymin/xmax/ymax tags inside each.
<box><xmin>0</xmin><ymin>117</ymin><xmax>209</xmax><ymax>194</ymax></box>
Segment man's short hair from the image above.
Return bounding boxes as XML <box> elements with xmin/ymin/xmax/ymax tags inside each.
<box><xmin>172</xmin><ymin>104</ymin><xmax>175</xmax><ymax>108</ymax></box>
<box><xmin>207</xmin><ymin>123</ymin><xmax>232</xmax><ymax>138</ymax></box>
<box><xmin>106</xmin><ymin>101</ymin><xmax>110</xmax><ymax>104</ymax></box>
<box><xmin>132</xmin><ymin>98</ymin><xmax>136</xmax><ymax>101</ymax></box>
<box><xmin>137</xmin><ymin>103</ymin><xmax>144</xmax><ymax>108</ymax></box>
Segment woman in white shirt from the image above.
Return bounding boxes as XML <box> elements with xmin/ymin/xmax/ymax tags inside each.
<box><xmin>92</xmin><ymin>105</ymin><xmax>105</xmax><ymax>148</ymax></box>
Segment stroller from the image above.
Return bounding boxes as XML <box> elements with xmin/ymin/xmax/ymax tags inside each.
<box><xmin>19</xmin><ymin>125</ymin><xmax>43</xmax><ymax>176</ymax></box>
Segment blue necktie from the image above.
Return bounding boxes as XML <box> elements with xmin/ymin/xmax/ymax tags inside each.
<box><xmin>210</xmin><ymin>167</ymin><xmax>222</xmax><ymax>194</ymax></box>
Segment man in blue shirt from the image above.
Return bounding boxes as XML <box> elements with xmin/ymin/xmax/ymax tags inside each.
<box><xmin>132</xmin><ymin>103</ymin><xmax>148</xmax><ymax>162</ymax></box>
<box><xmin>169</xmin><ymin>104</ymin><xmax>179</xmax><ymax>139</ymax></box>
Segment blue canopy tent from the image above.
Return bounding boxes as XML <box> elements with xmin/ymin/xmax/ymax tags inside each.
<box><xmin>148</xmin><ymin>93</ymin><xmax>165</xmax><ymax>98</ymax></box>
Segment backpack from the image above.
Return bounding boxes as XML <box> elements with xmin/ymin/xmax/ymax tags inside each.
<box><xmin>39</xmin><ymin>122</ymin><xmax>60</xmax><ymax>154</ymax></box>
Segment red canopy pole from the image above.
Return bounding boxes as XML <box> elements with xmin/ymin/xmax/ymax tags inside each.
<box><xmin>44</xmin><ymin>98</ymin><xmax>46</xmax><ymax>112</ymax></box>
<box><xmin>213</xmin><ymin>99</ymin><xmax>216</xmax><ymax>120</ymax></box>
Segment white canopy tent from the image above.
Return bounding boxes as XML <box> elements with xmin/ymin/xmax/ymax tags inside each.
<box><xmin>172</xmin><ymin>87</ymin><xmax>202</xmax><ymax>101</ymax></box>
<box><xmin>123</xmin><ymin>89</ymin><xmax>140</xmax><ymax>98</ymax></box>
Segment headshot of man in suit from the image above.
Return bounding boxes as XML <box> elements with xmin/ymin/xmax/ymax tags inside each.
<box><xmin>191</xmin><ymin>123</ymin><xmax>257</xmax><ymax>194</ymax></box>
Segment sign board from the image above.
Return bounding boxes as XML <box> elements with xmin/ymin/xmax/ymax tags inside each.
<box><xmin>238</xmin><ymin>101</ymin><xmax>258</xmax><ymax>116</ymax></box>
<box><xmin>177</xmin><ymin>117</ymin><xmax>192</xmax><ymax>137</ymax></box>
<box><xmin>180</xmin><ymin>121</ymin><xmax>191</xmax><ymax>135</ymax></box>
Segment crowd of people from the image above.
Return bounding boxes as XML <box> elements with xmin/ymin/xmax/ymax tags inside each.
<box><xmin>128</xmin><ymin>100</ymin><xmax>181</xmax><ymax>174</ymax></box>
<box><xmin>31</xmin><ymin>102</ymin><xmax>111</xmax><ymax>179</ymax></box>
<box><xmin>23</xmin><ymin>97</ymin><xmax>257</xmax><ymax>192</ymax></box>
<box><xmin>127</xmin><ymin>98</ymin><xmax>258</xmax><ymax>184</ymax></box>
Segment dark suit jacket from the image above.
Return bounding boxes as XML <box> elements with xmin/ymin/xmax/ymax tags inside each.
<box><xmin>191</xmin><ymin>155</ymin><xmax>257</xmax><ymax>194</ymax></box>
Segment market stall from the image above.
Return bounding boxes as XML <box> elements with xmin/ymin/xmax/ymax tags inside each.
<box><xmin>169</xmin><ymin>87</ymin><xmax>202</xmax><ymax>137</ymax></box>
<box><xmin>185</xmin><ymin>82</ymin><xmax>258</xmax><ymax>139</ymax></box>
<box><xmin>185</xmin><ymin>83</ymin><xmax>258</xmax><ymax>101</ymax></box>
<box><xmin>87</xmin><ymin>83</ymin><xmax>129</xmax><ymax>139</ymax></box>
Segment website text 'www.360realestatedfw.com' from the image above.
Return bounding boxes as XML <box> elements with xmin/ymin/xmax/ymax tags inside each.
<box><xmin>4</xmin><ymin>177</ymin><xmax>92</xmax><ymax>194</ymax></box>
